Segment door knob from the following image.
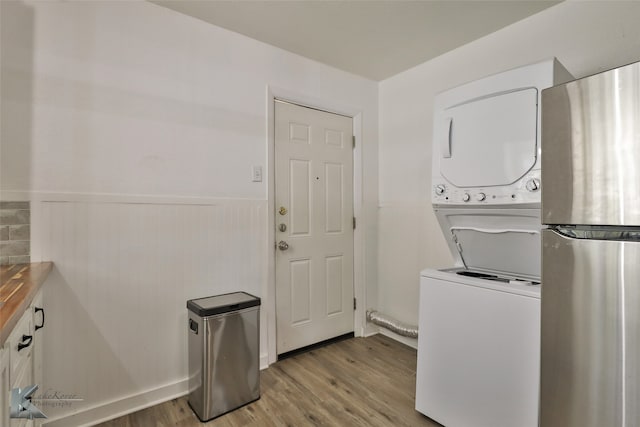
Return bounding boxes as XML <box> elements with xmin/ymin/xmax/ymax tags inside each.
<box><xmin>278</xmin><ymin>241</ymin><xmax>289</xmax><ymax>251</ymax></box>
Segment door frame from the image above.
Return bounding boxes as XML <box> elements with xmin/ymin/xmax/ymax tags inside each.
<box><xmin>266</xmin><ymin>85</ymin><xmax>365</xmax><ymax>366</ymax></box>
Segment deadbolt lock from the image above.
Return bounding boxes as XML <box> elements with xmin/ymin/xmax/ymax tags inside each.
<box><xmin>279</xmin><ymin>223</ymin><xmax>287</xmax><ymax>232</ymax></box>
<box><xmin>279</xmin><ymin>206</ymin><xmax>288</xmax><ymax>215</ymax></box>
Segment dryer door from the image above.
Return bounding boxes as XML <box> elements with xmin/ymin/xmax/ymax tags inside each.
<box><xmin>438</xmin><ymin>88</ymin><xmax>538</xmax><ymax>188</ymax></box>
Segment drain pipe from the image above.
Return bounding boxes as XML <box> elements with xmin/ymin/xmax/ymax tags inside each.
<box><xmin>366</xmin><ymin>310</ymin><xmax>419</xmax><ymax>339</ymax></box>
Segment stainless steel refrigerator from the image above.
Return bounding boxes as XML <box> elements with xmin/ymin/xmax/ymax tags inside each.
<box><xmin>540</xmin><ymin>60</ymin><xmax>640</xmax><ymax>427</ymax></box>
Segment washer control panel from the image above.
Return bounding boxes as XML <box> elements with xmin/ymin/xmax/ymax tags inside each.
<box><xmin>432</xmin><ymin>173</ymin><xmax>541</xmax><ymax>206</ymax></box>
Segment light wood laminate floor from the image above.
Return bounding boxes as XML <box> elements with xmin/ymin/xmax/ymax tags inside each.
<box><xmin>96</xmin><ymin>334</ymin><xmax>441</xmax><ymax>426</ymax></box>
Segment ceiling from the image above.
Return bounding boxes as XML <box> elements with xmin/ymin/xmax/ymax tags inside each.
<box><xmin>151</xmin><ymin>1</ymin><xmax>561</xmax><ymax>81</ymax></box>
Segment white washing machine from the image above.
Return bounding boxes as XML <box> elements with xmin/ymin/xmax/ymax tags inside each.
<box><xmin>416</xmin><ymin>207</ymin><xmax>543</xmax><ymax>427</ymax></box>
<box><xmin>415</xmin><ymin>59</ymin><xmax>573</xmax><ymax>426</ymax></box>
<box><xmin>416</xmin><ymin>268</ymin><xmax>540</xmax><ymax>427</ymax></box>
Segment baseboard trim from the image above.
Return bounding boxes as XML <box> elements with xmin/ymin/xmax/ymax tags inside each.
<box><xmin>379</xmin><ymin>329</ymin><xmax>418</xmax><ymax>350</ymax></box>
<box><xmin>260</xmin><ymin>352</ymin><xmax>269</xmax><ymax>369</ymax></box>
<box><xmin>42</xmin><ymin>379</ymin><xmax>189</xmax><ymax>427</ymax></box>
<box><xmin>363</xmin><ymin>324</ymin><xmax>380</xmax><ymax>337</ymax></box>
<box><xmin>43</xmin><ymin>358</ymin><xmax>271</xmax><ymax>427</ymax></box>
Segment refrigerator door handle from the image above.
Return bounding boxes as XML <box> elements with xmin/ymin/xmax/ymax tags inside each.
<box><xmin>551</xmin><ymin>225</ymin><xmax>640</xmax><ymax>241</ymax></box>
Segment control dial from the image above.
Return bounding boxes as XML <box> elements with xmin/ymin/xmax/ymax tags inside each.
<box><xmin>476</xmin><ymin>193</ymin><xmax>486</xmax><ymax>201</ymax></box>
<box><xmin>435</xmin><ymin>184</ymin><xmax>446</xmax><ymax>195</ymax></box>
<box><xmin>526</xmin><ymin>178</ymin><xmax>541</xmax><ymax>192</ymax></box>
<box><xmin>462</xmin><ymin>193</ymin><xmax>471</xmax><ymax>202</ymax></box>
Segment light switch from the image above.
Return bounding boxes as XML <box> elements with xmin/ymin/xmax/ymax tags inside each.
<box><xmin>252</xmin><ymin>166</ymin><xmax>263</xmax><ymax>182</ymax></box>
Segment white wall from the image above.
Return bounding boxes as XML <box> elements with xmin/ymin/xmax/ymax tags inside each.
<box><xmin>1</xmin><ymin>1</ymin><xmax>378</xmax><ymax>425</ymax></box>
<box><xmin>378</xmin><ymin>1</ymin><xmax>640</xmax><ymax>333</ymax></box>
<box><xmin>2</xmin><ymin>1</ymin><xmax>379</xmax><ymax>200</ymax></box>
<box><xmin>6</xmin><ymin>0</ymin><xmax>640</xmax><ymax>422</ymax></box>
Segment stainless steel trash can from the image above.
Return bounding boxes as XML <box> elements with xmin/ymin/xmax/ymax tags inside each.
<box><xmin>187</xmin><ymin>292</ymin><xmax>260</xmax><ymax>421</ymax></box>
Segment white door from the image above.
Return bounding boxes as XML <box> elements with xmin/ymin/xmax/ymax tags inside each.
<box><xmin>274</xmin><ymin>100</ymin><xmax>354</xmax><ymax>355</ymax></box>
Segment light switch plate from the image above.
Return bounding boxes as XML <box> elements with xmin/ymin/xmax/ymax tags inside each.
<box><xmin>252</xmin><ymin>166</ymin><xmax>263</xmax><ymax>182</ymax></box>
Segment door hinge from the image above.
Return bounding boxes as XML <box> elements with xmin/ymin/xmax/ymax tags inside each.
<box><xmin>353</xmin><ymin>217</ymin><xmax>356</xmax><ymax>230</ymax></box>
<box><xmin>353</xmin><ymin>298</ymin><xmax>357</xmax><ymax>310</ymax></box>
<box><xmin>352</xmin><ymin>135</ymin><xmax>356</xmax><ymax>149</ymax></box>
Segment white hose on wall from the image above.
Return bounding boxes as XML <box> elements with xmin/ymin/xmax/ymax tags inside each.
<box><xmin>366</xmin><ymin>310</ymin><xmax>419</xmax><ymax>339</ymax></box>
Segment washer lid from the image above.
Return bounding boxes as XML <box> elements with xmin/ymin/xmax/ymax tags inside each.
<box><xmin>450</xmin><ymin>226</ymin><xmax>540</xmax><ymax>278</ymax></box>
<box><xmin>438</xmin><ymin>88</ymin><xmax>538</xmax><ymax>188</ymax></box>
<box><xmin>435</xmin><ymin>208</ymin><xmax>541</xmax><ymax>279</ymax></box>
<box><xmin>187</xmin><ymin>291</ymin><xmax>260</xmax><ymax>317</ymax></box>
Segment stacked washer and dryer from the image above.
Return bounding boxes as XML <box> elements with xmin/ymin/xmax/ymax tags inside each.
<box><xmin>415</xmin><ymin>59</ymin><xmax>573</xmax><ymax>427</ymax></box>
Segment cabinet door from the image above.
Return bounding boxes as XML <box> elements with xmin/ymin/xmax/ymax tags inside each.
<box><xmin>9</xmin><ymin>310</ymin><xmax>33</xmax><ymax>383</ymax></box>
<box><xmin>0</xmin><ymin>346</ymin><xmax>9</xmax><ymax>427</ymax></box>
<box><xmin>10</xmin><ymin>352</ymin><xmax>33</xmax><ymax>427</ymax></box>
<box><xmin>32</xmin><ymin>290</ymin><xmax>44</xmax><ymax>389</ymax></box>
<box><xmin>7</xmin><ymin>309</ymin><xmax>36</xmax><ymax>427</ymax></box>
<box><xmin>31</xmin><ymin>290</ymin><xmax>44</xmax><ymax>427</ymax></box>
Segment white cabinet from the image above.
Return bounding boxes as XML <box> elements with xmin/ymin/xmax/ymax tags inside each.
<box><xmin>31</xmin><ymin>291</ymin><xmax>44</xmax><ymax>393</ymax></box>
<box><xmin>2</xmin><ymin>288</ymin><xmax>44</xmax><ymax>427</ymax></box>
<box><xmin>1</xmin><ymin>345</ymin><xmax>10</xmax><ymax>427</ymax></box>
<box><xmin>7</xmin><ymin>308</ymin><xmax>34</xmax><ymax>427</ymax></box>
<box><xmin>31</xmin><ymin>290</ymin><xmax>44</xmax><ymax>427</ymax></box>
<box><xmin>11</xmin><ymin>351</ymin><xmax>34</xmax><ymax>427</ymax></box>
<box><xmin>8</xmin><ymin>307</ymin><xmax>33</xmax><ymax>389</ymax></box>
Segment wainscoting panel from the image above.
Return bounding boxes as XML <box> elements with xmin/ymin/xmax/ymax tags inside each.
<box><xmin>35</xmin><ymin>196</ymin><xmax>267</xmax><ymax>425</ymax></box>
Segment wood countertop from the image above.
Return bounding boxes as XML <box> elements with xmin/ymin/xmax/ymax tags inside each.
<box><xmin>0</xmin><ymin>262</ymin><xmax>53</xmax><ymax>347</ymax></box>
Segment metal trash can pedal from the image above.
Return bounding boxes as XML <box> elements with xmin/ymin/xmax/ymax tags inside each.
<box><xmin>187</xmin><ymin>292</ymin><xmax>261</xmax><ymax>421</ymax></box>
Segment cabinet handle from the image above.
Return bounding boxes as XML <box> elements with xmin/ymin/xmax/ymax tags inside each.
<box><xmin>35</xmin><ymin>307</ymin><xmax>45</xmax><ymax>331</ymax></box>
<box><xmin>18</xmin><ymin>334</ymin><xmax>33</xmax><ymax>351</ymax></box>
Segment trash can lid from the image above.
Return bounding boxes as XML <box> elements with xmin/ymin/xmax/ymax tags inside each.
<box><xmin>187</xmin><ymin>292</ymin><xmax>261</xmax><ymax>317</ymax></box>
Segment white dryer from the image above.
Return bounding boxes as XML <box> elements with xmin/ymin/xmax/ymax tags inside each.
<box><xmin>431</xmin><ymin>58</ymin><xmax>573</xmax><ymax>207</ymax></box>
<box><xmin>416</xmin><ymin>59</ymin><xmax>573</xmax><ymax>427</ymax></box>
